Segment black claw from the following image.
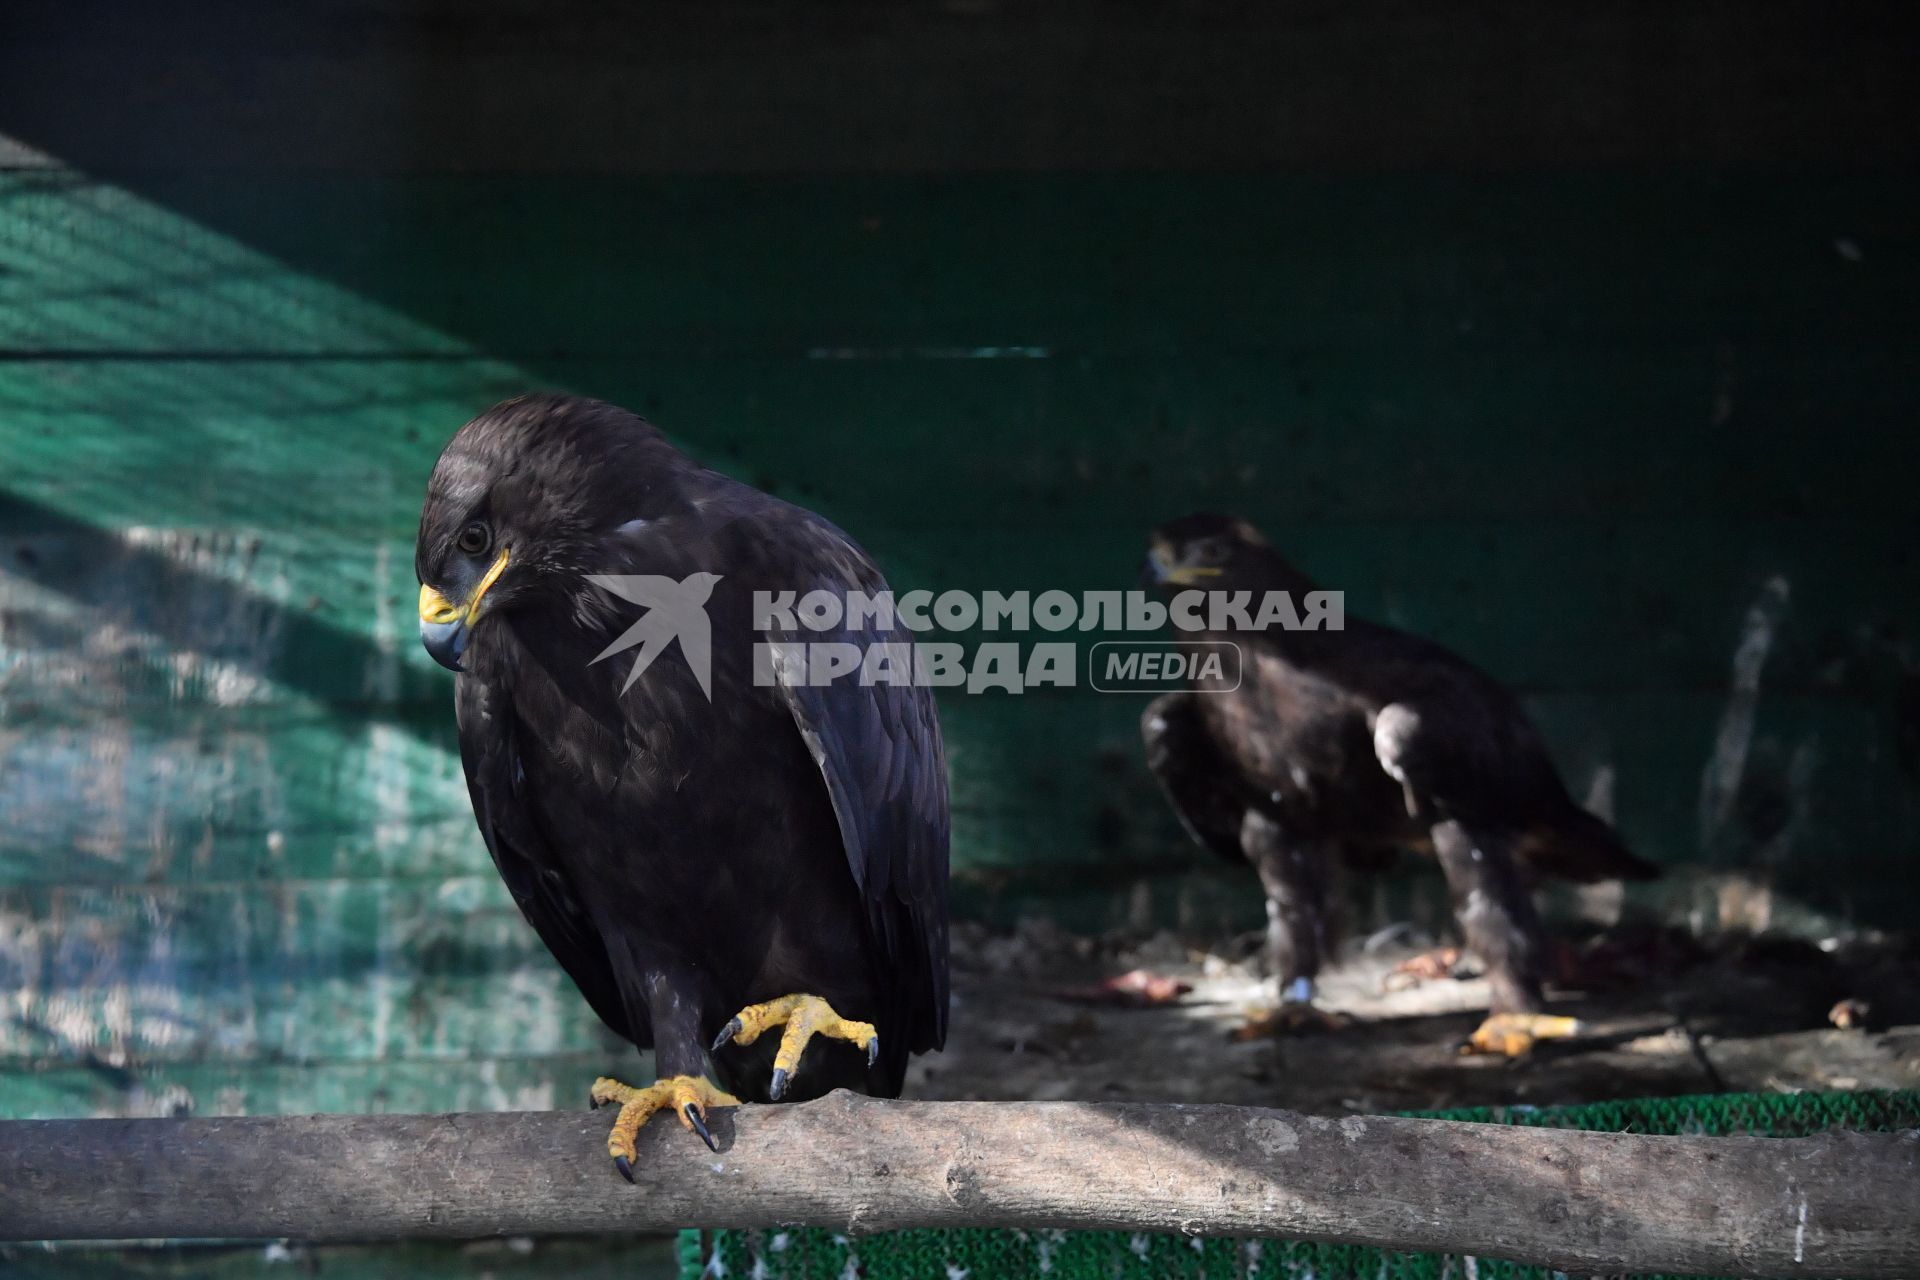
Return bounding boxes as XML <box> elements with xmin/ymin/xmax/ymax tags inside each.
<box><xmin>768</xmin><ymin>1067</ymin><xmax>790</xmax><ymax>1101</ymax></box>
<box><xmin>685</xmin><ymin>1103</ymin><xmax>718</xmax><ymax>1152</ymax></box>
<box><xmin>613</xmin><ymin>1155</ymin><xmax>635</xmax><ymax>1184</ymax></box>
<box><xmin>588</xmin><ymin>1090</ymin><xmax>601</xmax><ymax>1110</ymax></box>
<box><xmin>867</xmin><ymin>1036</ymin><xmax>881</xmax><ymax>1068</ymax></box>
<box><xmin>711</xmin><ymin>1018</ymin><xmax>743</xmax><ymax>1052</ymax></box>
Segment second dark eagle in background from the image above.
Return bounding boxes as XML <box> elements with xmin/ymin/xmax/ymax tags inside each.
<box><xmin>1143</xmin><ymin>514</ymin><xmax>1656</xmax><ymax>1055</ymax></box>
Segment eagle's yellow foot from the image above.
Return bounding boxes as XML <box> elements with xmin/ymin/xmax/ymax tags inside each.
<box><xmin>1461</xmin><ymin>1012</ymin><xmax>1582</xmax><ymax>1057</ymax></box>
<box><xmin>588</xmin><ymin>1074</ymin><xmax>739</xmax><ymax>1180</ymax></box>
<box><xmin>1231</xmin><ymin>1004</ymin><xmax>1349</xmax><ymax>1041</ymax></box>
<box><xmin>711</xmin><ymin>993</ymin><xmax>878</xmax><ymax>1101</ymax></box>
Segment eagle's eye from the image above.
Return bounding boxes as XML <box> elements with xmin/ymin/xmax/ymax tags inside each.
<box><xmin>455</xmin><ymin>521</ymin><xmax>492</xmax><ymax>556</ymax></box>
<box><xmin>1193</xmin><ymin>537</ymin><xmax>1227</xmax><ymax>565</ymax></box>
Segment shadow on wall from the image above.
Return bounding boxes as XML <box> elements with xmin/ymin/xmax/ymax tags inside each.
<box><xmin>0</xmin><ymin>491</ymin><xmax>450</xmax><ymax>714</ymax></box>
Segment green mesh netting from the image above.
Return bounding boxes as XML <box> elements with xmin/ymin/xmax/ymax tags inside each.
<box><xmin>678</xmin><ymin>1089</ymin><xmax>1920</xmax><ymax>1280</ymax></box>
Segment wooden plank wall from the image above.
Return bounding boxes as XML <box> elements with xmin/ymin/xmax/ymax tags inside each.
<box><xmin>0</xmin><ymin>2</ymin><xmax>1915</xmax><ymax>1121</ymax></box>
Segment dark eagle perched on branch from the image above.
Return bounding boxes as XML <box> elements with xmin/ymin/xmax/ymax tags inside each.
<box><xmin>1142</xmin><ymin>514</ymin><xmax>1655</xmax><ymax>1055</ymax></box>
<box><xmin>415</xmin><ymin>394</ymin><xmax>948</xmax><ymax>1177</ymax></box>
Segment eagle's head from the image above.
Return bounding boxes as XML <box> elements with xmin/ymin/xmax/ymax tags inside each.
<box><xmin>414</xmin><ymin>393</ymin><xmax>678</xmax><ymax>671</ymax></box>
<box><xmin>1144</xmin><ymin>512</ymin><xmax>1312</xmax><ymax>592</ymax></box>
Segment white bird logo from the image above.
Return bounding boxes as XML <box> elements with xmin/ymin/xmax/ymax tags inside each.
<box><xmin>586</xmin><ymin>573</ymin><xmax>722</xmax><ymax>699</ymax></box>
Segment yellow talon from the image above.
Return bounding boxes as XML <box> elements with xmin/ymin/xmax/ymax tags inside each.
<box><xmin>591</xmin><ymin>1074</ymin><xmax>738</xmax><ymax>1178</ymax></box>
<box><xmin>1461</xmin><ymin>1012</ymin><xmax>1582</xmax><ymax>1057</ymax></box>
<box><xmin>712</xmin><ymin>993</ymin><xmax>879</xmax><ymax>1100</ymax></box>
<box><xmin>1230</xmin><ymin>1004</ymin><xmax>1349</xmax><ymax>1041</ymax></box>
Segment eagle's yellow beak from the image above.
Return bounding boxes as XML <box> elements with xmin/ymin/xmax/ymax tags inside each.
<box><xmin>418</xmin><ymin>583</ymin><xmax>464</xmax><ymax>626</ymax></box>
<box><xmin>1146</xmin><ymin>543</ymin><xmax>1224</xmax><ymax>587</ymax></box>
<box><xmin>418</xmin><ymin>548</ymin><xmax>509</xmax><ymax>671</ymax></box>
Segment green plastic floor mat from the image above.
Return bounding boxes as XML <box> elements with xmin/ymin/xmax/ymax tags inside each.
<box><xmin>679</xmin><ymin>1089</ymin><xmax>1920</xmax><ymax>1280</ymax></box>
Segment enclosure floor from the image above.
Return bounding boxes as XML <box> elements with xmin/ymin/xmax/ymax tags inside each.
<box><xmin>909</xmin><ymin>919</ymin><xmax>1920</xmax><ymax>1113</ymax></box>
<box><xmin>8</xmin><ymin>924</ymin><xmax>1914</xmax><ymax>1279</ymax></box>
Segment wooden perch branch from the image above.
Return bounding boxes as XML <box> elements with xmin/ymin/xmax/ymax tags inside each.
<box><xmin>2</xmin><ymin>1096</ymin><xmax>1916</xmax><ymax>1276</ymax></box>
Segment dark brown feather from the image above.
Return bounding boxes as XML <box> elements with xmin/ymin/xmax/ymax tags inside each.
<box><xmin>419</xmin><ymin>395</ymin><xmax>949</xmax><ymax>1101</ymax></box>
<box><xmin>1142</xmin><ymin>512</ymin><xmax>1654</xmax><ymax>1014</ymax></box>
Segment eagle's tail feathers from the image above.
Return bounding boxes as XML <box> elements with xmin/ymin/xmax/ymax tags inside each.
<box><xmin>1518</xmin><ymin>807</ymin><xmax>1660</xmax><ymax>883</ymax></box>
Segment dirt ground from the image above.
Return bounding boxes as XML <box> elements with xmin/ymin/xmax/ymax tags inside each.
<box><xmin>909</xmin><ymin>917</ymin><xmax>1920</xmax><ymax>1113</ymax></box>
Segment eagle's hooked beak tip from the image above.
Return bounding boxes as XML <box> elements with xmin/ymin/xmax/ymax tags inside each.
<box><xmin>1141</xmin><ymin>546</ymin><xmax>1172</xmax><ymax>587</ymax></box>
<box><xmin>417</xmin><ymin>549</ymin><xmax>508</xmax><ymax>674</ymax></box>
<box><xmin>418</xmin><ymin>582</ymin><xmax>471</xmax><ymax>672</ymax></box>
<box><xmin>419</xmin><ymin>616</ymin><xmax>469</xmax><ymax>672</ymax></box>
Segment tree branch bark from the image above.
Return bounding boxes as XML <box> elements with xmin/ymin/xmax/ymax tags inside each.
<box><xmin>2</xmin><ymin>1096</ymin><xmax>1915</xmax><ymax>1276</ymax></box>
